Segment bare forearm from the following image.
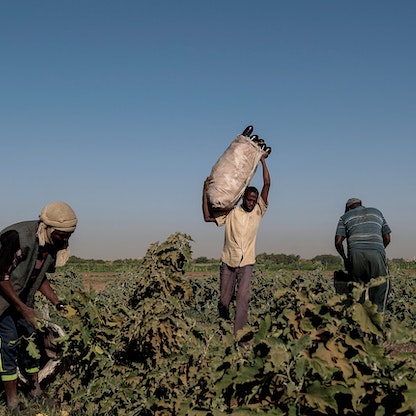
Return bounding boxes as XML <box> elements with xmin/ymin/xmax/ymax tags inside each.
<box><xmin>39</xmin><ymin>279</ymin><xmax>60</xmax><ymax>306</ymax></box>
<box><xmin>336</xmin><ymin>245</ymin><xmax>347</xmax><ymax>261</ymax></box>
<box><xmin>261</xmin><ymin>158</ymin><xmax>271</xmax><ymax>187</ymax></box>
<box><xmin>0</xmin><ymin>280</ymin><xmax>27</xmax><ymax>312</ymax></box>
<box><xmin>260</xmin><ymin>157</ymin><xmax>271</xmax><ymax>203</ymax></box>
<box><xmin>0</xmin><ymin>280</ymin><xmax>39</xmax><ymax>328</ymax></box>
<box><xmin>335</xmin><ymin>236</ymin><xmax>347</xmax><ymax>261</ymax></box>
<box><xmin>202</xmin><ymin>178</ymin><xmax>216</xmax><ymax>222</ymax></box>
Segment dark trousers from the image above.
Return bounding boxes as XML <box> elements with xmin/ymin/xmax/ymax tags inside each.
<box><xmin>359</xmin><ymin>278</ymin><xmax>391</xmax><ymax>313</ymax></box>
<box><xmin>0</xmin><ymin>311</ymin><xmax>40</xmax><ymax>380</ymax></box>
<box><xmin>219</xmin><ymin>263</ymin><xmax>253</xmax><ymax>336</ymax></box>
<box><xmin>350</xmin><ymin>249</ymin><xmax>390</xmax><ymax>313</ymax></box>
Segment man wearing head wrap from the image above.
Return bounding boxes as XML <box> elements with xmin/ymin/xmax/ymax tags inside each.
<box><xmin>0</xmin><ymin>202</ymin><xmax>77</xmax><ymax>413</ymax></box>
<box><xmin>335</xmin><ymin>198</ymin><xmax>392</xmax><ymax>313</ymax></box>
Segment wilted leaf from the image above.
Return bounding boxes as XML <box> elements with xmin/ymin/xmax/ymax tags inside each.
<box><xmin>351</xmin><ymin>303</ymin><xmax>383</xmax><ymax>337</ymax></box>
<box><xmin>63</xmin><ymin>304</ymin><xmax>78</xmax><ymax>317</ymax></box>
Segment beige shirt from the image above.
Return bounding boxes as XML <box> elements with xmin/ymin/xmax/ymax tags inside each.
<box><xmin>214</xmin><ymin>196</ymin><xmax>267</xmax><ymax>267</ymax></box>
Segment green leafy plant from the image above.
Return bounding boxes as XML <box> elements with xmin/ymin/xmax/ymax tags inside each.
<box><xmin>17</xmin><ymin>235</ymin><xmax>416</xmax><ymax>415</ymax></box>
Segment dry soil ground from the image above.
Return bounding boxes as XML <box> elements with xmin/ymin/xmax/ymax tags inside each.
<box><xmin>82</xmin><ymin>270</ymin><xmax>213</xmax><ymax>291</ymax></box>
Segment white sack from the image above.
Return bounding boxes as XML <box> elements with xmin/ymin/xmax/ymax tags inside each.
<box><xmin>207</xmin><ymin>134</ymin><xmax>265</xmax><ymax>210</ymax></box>
<box><xmin>18</xmin><ymin>319</ymin><xmax>66</xmax><ymax>384</ymax></box>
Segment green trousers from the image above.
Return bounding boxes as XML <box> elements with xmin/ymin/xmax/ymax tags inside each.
<box><xmin>350</xmin><ymin>249</ymin><xmax>390</xmax><ymax>313</ymax></box>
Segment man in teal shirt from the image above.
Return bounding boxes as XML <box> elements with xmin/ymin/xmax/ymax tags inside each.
<box><xmin>335</xmin><ymin>198</ymin><xmax>392</xmax><ymax>312</ymax></box>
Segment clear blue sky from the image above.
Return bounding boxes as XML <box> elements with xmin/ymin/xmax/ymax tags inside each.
<box><xmin>1</xmin><ymin>1</ymin><xmax>415</xmax><ymax>261</ymax></box>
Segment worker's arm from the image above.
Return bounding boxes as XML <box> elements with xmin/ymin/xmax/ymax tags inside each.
<box><xmin>202</xmin><ymin>177</ymin><xmax>216</xmax><ymax>223</ymax></box>
<box><xmin>335</xmin><ymin>234</ymin><xmax>350</xmax><ymax>272</ymax></box>
<box><xmin>260</xmin><ymin>155</ymin><xmax>271</xmax><ymax>205</ymax></box>
<box><xmin>39</xmin><ymin>278</ymin><xmax>60</xmax><ymax>307</ymax></box>
<box><xmin>383</xmin><ymin>233</ymin><xmax>391</xmax><ymax>248</ymax></box>
<box><xmin>0</xmin><ymin>231</ymin><xmax>40</xmax><ymax>328</ymax></box>
<box><xmin>0</xmin><ymin>280</ymin><xmax>40</xmax><ymax>328</ymax></box>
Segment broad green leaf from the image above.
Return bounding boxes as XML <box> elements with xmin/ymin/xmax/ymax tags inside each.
<box><xmin>308</xmin><ymin>356</ymin><xmax>335</xmax><ymax>379</ymax></box>
<box><xmin>304</xmin><ymin>380</ymin><xmax>339</xmax><ymax>412</ymax></box>
<box><xmin>399</xmin><ymin>378</ymin><xmax>416</xmax><ymax>411</ymax></box>
<box><xmin>27</xmin><ymin>339</ymin><xmax>41</xmax><ymax>360</ymax></box>
<box><xmin>351</xmin><ymin>303</ymin><xmax>383</xmax><ymax>337</ymax></box>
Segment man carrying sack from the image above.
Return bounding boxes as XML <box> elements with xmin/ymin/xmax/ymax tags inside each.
<box><xmin>203</xmin><ymin>126</ymin><xmax>271</xmax><ymax>337</ymax></box>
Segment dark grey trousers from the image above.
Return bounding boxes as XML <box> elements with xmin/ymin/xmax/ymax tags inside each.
<box><xmin>219</xmin><ymin>263</ymin><xmax>253</xmax><ymax>336</ymax></box>
<box><xmin>359</xmin><ymin>278</ymin><xmax>391</xmax><ymax>313</ymax></box>
<box><xmin>350</xmin><ymin>249</ymin><xmax>390</xmax><ymax>313</ymax></box>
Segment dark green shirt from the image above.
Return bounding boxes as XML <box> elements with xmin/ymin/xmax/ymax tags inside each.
<box><xmin>0</xmin><ymin>221</ymin><xmax>56</xmax><ymax>315</ymax></box>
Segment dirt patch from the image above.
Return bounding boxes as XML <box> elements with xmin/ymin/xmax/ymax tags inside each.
<box><xmin>82</xmin><ymin>271</ymin><xmax>214</xmax><ymax>291</ymax></box>
<box><xmin>184</xmin><ymin>271</ymin><xmax>216</xmax><ymax>279</ymax></box>
<box><xmin>387</xmin><ymin>342</ymin><xmax>416</xmax><ymax>357</ymax></box>
<box><xmin>83</xmin><ymin>272</ymin><xmax>117</xmax><ymax>291</ymax></box>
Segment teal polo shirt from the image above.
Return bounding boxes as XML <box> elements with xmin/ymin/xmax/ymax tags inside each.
<box><xmin>336</xmin><ymin>206</ymin><xmax>391</xmax><ymax>253</ymax></box>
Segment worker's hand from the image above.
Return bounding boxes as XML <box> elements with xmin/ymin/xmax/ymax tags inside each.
<box><xmin>56</xmin><ymin>302</ymin><xmax>77</xmax><ymax>317</ymax></box>
<box><xmin>20</xmin><ymin>305</ymin><xmax>40</xmax><ymax>329</ymax></box>
<box><xmin>55</xmin><ymin>301</ymin><xmax>67</xmax><ymax>312</ymax></box>
<box><xmin>343</xmin><ymin>258</ymin><xmax>352</xmax><ymax>273</ymax></box>
<box><xmin>203</xmin><ymin>176</ymin><xmax>213</xmax><ymax>191</ymax></box>
<box><xmin>261</xmin><ymin>151</ymin><xmax>270</xmax><ymax>161</ymax></box>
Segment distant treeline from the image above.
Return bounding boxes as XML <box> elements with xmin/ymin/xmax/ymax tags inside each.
<box><xmin>64</xmin><ymin>254</ymin><xmax>416</xmax><ymax>273</ymax></box>
<box><xmin>195</xmin><ymin>254</ymin><xmax>416</xmax><ymax>268</ymax></box>
<box><xmin>193</xmin><ymin>253</ymin><xmax>343</xmax><ymax>271</ymax></box>
<box><xmin>63</xmin><ymin>257</ymin><xmax>143</xmax><ymax>273</ymax></box>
